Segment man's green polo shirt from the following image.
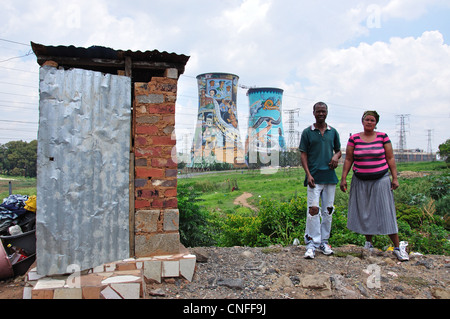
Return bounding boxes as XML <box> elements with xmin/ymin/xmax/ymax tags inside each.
<box><xmin>299</xmin><ymin>124</ymin><xmax>341</xmax><ymax>186</ymax></box>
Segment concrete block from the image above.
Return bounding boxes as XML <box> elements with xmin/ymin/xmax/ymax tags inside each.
<box><xmin>162</xmin><ymin>260</ymin><xmax>179</xmax><ymax>277</ymax></box>
<box><xmin>101</xmin><ymin>286</ymin><xmax>122</xmax><ymax>299</ymax></box>
<box><xmin>137</xmin><ymin>94</ymin><xmax>164</xmax><ymax>104</ymax></box>
<box><xmin>23</xmin><ymin>286</ymin><xmax>32</xmax><ymax>299</ymax></box>
<box><xmin>93</xmin><ymin>265</ymin><xmax>105</xmax><ymax>273</ymax></box>
<box><xmin>163</xmin><ymin>209</ymin><xmax>179</xmax><ymax>231</ymax></box>
<box><xmin>180</xmin><ymin>255</ymin><xmax>196</xmax><ymax>282</ymax></box>
<box><xmin>135</xmin><ymin>210</ymin><xmax>160</xmax><ymax>233</ymax></box>
<box><xmin>104</xmin><ymin>263</ymin><xmax>116</xmax><ymax>272</ymax></box>
<box><xmin>135</xmin><ymin>232</ymin><xmax>180</xmax><ymax>256</ymax></box>
<box><xmin>101</xmin><ymin>275</ymin><xmax>141</xmax><ymax>285</ymax></box>
<box><xmin>27</xmin><ymin>270</ymin><xmax>45</xmax><ymax>281</ymax></box>
<box><xmin>34</xmin><ymin>278</ymin><xmax>66</xmax><ymax>290</ymax></box>
<box><xmin>143</xmin><ymin>260</ymin><xmax>162</xmax><ymax>283</ymax></box>
<box><xmin>111</xmin><ymin>283</ymin><xmax>141</xmax><ymax>299</ymax></box>
<box><xmin>53</xmin><ymin>288</ymin><xmax>82</xmax><ymax>299</ymax></box>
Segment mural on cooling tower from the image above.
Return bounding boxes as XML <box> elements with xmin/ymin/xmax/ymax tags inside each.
<box><xmin>190</xmin><ymin>73</ymin><xmax>245</xmax><ymax>167</ymax></box>
<box><xmin>245</xmin><ymin>88</ymin><xmax>286</xmax><ymax>164</ymax></box>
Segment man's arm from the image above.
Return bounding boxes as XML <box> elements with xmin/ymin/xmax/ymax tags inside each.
<box><xmin>329</xmin><ymin>149</ymin><xmax>341</xmax><ymax>169</ymax></box>
<box><xmin>301</xmin><ymin>151</ymin><xmax>315</xmax><ymax>188</ymax></box>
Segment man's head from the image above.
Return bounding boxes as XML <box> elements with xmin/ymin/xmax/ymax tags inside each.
<box><xmin>313</xmin><ymin>102</ymin><xmax>328</xmax><ymax>123</ymax></box>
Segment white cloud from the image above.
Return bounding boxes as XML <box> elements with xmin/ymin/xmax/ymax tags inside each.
<box><xmin>0</xmin><ymin>0</ymin><xmax>449</xmax><ymax>151</ymax></box>
<box><xmin>295</xmin><ymin>31</ymin><xmax>450</xmax><ymax>150</ymax></box>
<box><xmin>381</xmin><ymin>0</ymin><xmax>449</xmax><ymax>20</ymax></box>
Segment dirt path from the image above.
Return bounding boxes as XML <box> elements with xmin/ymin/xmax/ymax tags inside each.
<box><xmin>233</xmin><ymin>192</ymin><xmax>258</xmax><ymax>211</ymax></box>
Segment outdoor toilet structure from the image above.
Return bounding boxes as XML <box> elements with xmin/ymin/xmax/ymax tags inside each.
<box><xmin>27</xmin><ymin>42</ymin><xmax>195</xmax><ymax>299</ymax></box>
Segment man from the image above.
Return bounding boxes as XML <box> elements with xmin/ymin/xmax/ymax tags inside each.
<box><xmin>299</xmin><ymin>102</ymin><xmax>341</xmax><ymax>259</ymax></box>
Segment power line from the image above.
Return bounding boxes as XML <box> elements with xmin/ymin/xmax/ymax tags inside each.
<box><xmin>0</xmin><ymin>119</ymin><xmax>38</xmax><ymax>125</ymax></box>
<box><xmin>0</xmin><ymin>66</ymin><xmax>38</xmax><ymax>74</ymax></box>
<box><xmin>0</xmin><ymin>39</ymin><xmax>31</xmax><ymax>46</ymax></box>
<box><xmin>0</xmin><ymin>50</ymin><xmax>34</xmax><ymax>63</ymax></box>
<box><xmin>0</xmin><ymin>81</ymin><xmax>38</xmax><ymax>89</ymax></box>
<box><xmin>0</xmin><ymin>91</ymin><xmax>38</xmax><ymax>98</ymax></box>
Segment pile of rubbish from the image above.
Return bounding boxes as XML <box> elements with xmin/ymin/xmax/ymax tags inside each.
<box><xmin>0</xmin><ymin>194</ymin><xmax>37</xmax><ymax>279</ymax></box>
<box><xmin>0</xmin><ymin>194</ymin><xmax>36</xmax><ymax>236</ymax></box>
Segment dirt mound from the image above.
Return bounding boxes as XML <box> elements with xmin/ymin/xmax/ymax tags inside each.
<box><xmin>398</xmin><ymin>171</ymin><xmax>428</xmax><ymax>178</ymax></box>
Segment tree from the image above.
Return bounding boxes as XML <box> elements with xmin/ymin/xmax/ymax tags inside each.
<box><xmin>438</xmin><ymin>139</ymin><xmax>450</xmax><ymax>163</ymax></box>
<box><xmin>0</xmin><ymin>140</ymin><xmax>37</xmax><ymax>177</ymax></box>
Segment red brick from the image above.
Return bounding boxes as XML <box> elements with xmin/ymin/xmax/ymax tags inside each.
<box><xmin>141</xmin><ymin>189</ymin><xmax>160</xmax><ymax>198</ymax></box>
<box><xmin>82</xmin><ymin>286</ymin><xmax>102</xmax><ymax>299</ymax></box>
<box><xmin>135</xmin><ymin>147</ymin><xmax>163</xmax><ymax>157</ymax></box>
<box><xmin>152</xmin><ymin>136</ymin><xmax>176</xmax><ymax>146</ymax></box>
<box><xmin>147</xmin><ymin>103</ymin><xmax>175</xmax><ymax>114</ymax></box>
<box><xmin>164</xmin><ymin>188</ymin><xmax>177</xmax><ymax>197</ymax></box>
<box><xmin>164</xmin><ymin>198</ymin><xmax>178</xmax><ymax>208</ymax></box>
<box><xmin>32</xmin><ymin>289</ymin><xmax>54</xmax><ymax>299</ymax></box>
<box><xmin>135</xmin><ymin>200</ymin><xmax>150</xmax><ymax>209</ymax></box>
<box><xmin>151</xmin><ymin>198</ymin><xmax>164</xmax><ymax>208</ymax></box>
<box><xmin>136</xmin><ymin>167</ymin><xmax>164</xmax><ymax>178</ymax></box>
<box><xmin>135</xmin><ymin>136</ymin><xmax>148</xmax><ymax>146</ymax></box>
<box><xmin>151</xmin><ymin>158</ymin><xmax>167</xmax><ymax>167</ymax></box>
<box><xmin>165</xmin><ymin>169</ymin><xmax>178</xmax><ymax>177</ymax></box>
<box><xmin>163</xmin><ymin>114</ymin><xmax>175</xmax><ymax>124</ymax></box>
<box><xmin>136</xmin><ymin>125</ymin><xmax>159</xmax><ymax>135</ymax></box>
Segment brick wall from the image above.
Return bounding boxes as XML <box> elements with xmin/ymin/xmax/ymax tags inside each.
<box><xmin>133</xmin><ymin>69</ymin><xmax>180</xmax><ymax>257</ymax></box>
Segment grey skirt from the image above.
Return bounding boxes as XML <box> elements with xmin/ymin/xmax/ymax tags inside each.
<box><xmin>347</xmin><ymin>173</ymin><xmax>398</xmax><ymax>235</ymax></box>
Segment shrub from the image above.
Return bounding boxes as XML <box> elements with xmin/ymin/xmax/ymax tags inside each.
<box><xmin>258</xmin><ymin>195</ymin><xmax>306</xmax><ymax>246</ymax></box>
<box><xmin>178</xmin><ymin>183</ymin><xmax>216</xmax><ymax>247</ymax></box>
<box><xmin>219</xmin><ymin>214</ymin><xmax>262</xmax><ymax>247</ymax></box>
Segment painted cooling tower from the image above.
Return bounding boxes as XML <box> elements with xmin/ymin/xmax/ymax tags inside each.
<box><xmin>190</xmin><ymin>72</ymin><xmax>245</xmax><ymax>168</ymax></box>
<box><xmin>245</xmin><ymin>87</ymin><xmax>286</xmax><ymax>165</ymax></box>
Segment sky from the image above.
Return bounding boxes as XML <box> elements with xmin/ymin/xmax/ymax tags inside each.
<box><xmin>1</xmin><ymin>0</ymin><xmax>449</xmax><ymax>155</ymax></box>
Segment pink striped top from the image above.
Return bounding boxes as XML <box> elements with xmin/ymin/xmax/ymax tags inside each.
<box><xmin>347</xmin><ymin>132</ymin><xmax>391</xmax><ymax>180</ymax></box>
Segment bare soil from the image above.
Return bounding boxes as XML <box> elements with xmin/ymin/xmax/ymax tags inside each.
<box><xmin>146</xmin><ymin>245</ymin><xmax>450</xmax><ymax>300</ymax></box>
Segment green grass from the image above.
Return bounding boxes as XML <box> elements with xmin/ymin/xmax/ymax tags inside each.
<box><xmin>179</xmin><ymin>161</ymin><xmax>448</xmax><ymax>213</ymax></box>
<box><xmin>0</xmin><ymin>175</ymin><xmax>37</xmax><ymax>200</ymax></box>
<box><xmin>1</xmin><ymin>160</ymin><xmax>446</xmax><ymax>208</ymax></box>
<box><xmin>179</xmin><ymin>167</ymin><xmax>308</xmax><ymax>213</ymax></box>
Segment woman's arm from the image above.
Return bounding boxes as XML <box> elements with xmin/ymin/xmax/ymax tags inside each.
<box><xmin>340</xmin><ymin>145</ymin><xmax>354</xmax><ymax>192</ymax></box>
<box><xmin>384</xmin><ymin>142</ymin><xmax>399</xmax><ymax>190</ymax></box>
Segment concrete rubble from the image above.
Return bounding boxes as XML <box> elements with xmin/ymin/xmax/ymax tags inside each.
<box><xmin>23</xmin><ymin>251</ymin><xmax>196</xmax><ymax>299</ymax></box>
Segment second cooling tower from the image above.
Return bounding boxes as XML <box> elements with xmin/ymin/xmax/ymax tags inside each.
<box><xmin>245</xmin><ymin>87</ymin><xmax>286</xmax><ymax>165</ymax></box>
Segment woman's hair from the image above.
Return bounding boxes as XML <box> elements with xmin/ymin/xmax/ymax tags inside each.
<box><xmin>362</xmin><ymin>110</ymin><xmax>380</xmax><ymax>124</ymax></box>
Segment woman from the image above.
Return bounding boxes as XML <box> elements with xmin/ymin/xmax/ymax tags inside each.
<box><xmin>340</xmin><ymin>111</ymin><xmax>409</xmax><ymax>261</ymax></box>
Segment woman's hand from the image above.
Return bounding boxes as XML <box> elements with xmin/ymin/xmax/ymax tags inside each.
<box><xmin>391</xmin><ymin>178</ymin><xmax>399</xmax><ymax>190</ymax></box>
<box><xmin>340</xmin><ymin>179</ymin><xmax>347</xmax><ymax>192</ymax></box>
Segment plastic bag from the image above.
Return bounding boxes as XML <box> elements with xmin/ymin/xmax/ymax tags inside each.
<box><xmin>25</xmin><ymin>195</ymin><xmax>36</xmax><ymax>212</ymax></box>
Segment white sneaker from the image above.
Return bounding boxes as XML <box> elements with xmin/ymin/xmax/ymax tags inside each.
<box><xmin>319</xmin><ymin>243</ymin><xmax>333</xmax><ymax>255</ymax></box>
<box><xmin>304</xmin><ymin>248</ymin><xmax>315</xmax><ymax>259</ymax></box>
<box><xmin>393</xmin><ymin>241</ymin><xmax>409</xmax><ymax>261</ymax></box>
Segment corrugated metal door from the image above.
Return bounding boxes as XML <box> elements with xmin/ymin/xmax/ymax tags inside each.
<box><xmin>36</xmin><ymin>66</ymin><xmax>131</xmax><ymax>275</ymax></box>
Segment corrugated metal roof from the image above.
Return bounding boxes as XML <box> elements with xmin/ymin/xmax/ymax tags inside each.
<box><xmin>31</xmin><ymin>42</ymin><xmax>190</xmax><ymax>80</ymax></box>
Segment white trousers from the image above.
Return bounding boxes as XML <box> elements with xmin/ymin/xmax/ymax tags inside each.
<box><xmin>304</xmin><ymin>184</ymin><xmax>336</xmax><ymax>249</ymax></box>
